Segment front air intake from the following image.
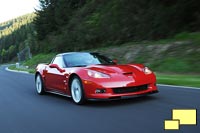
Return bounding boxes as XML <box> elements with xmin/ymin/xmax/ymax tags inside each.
<box><xmin>112</xmin><ymin>84</ymin><xmax>148</xmax><ymax>94</ymax></box>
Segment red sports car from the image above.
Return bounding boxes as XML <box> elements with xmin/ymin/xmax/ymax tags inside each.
<box><xmin>35</xmin><ymin>52</ymin><xmax>158</xmax><ymax>104</ymax></box>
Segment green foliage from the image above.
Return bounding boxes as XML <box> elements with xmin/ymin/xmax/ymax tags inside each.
<box><xmin>34</xmin><ymin>0</ymin><xmax>86</xmax><ymax>40</ymax></box>
<box><xmin>0</xmin><ymin>13</ymin><xmax>36</xmax><ymax>63</ymax></box>
<box><xmin>174</xmin><ymin>32</ymin><xmax>200</xmax><ymax>45</ymax></box>
<box><xmin>151</xmin><ymin>58</ymin><xmax>191</xmax><ymax>73</ymax></box>
<box><xmin>24</xmin><ymin>53</ymin><xmax>56</xmax><ymax>68</ymax></box>
<box><xmin>33</xmin><ymin>0</ymin><xmax>200</xmax><ymax>53</ymax></box>
<box><xmin>8</xmin><ymin>65</ymin><xmax>35</xmax><ymax>74</ymax></box>
<box><xmin>1</xmin><ymin>0</ymin><xmax>200</xmax><ymax>77</ymax></box>
<box><xmin>156</xmin><ymin>73</ymin><xmax>200</xmax><ymax>88</ymax></box>
<box><xmin>20</xmin><ymin>39</ymin><xmax>200</xmax><ymax>74</ymax></box>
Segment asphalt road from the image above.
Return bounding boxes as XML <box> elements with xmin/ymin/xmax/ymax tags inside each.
<box><xmin>0</xmin><ymin>65</ymin><xmax>199</xmax><ymax>133</ymax></box>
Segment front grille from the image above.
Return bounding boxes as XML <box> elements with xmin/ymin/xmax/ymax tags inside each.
<box><xmin>112</xmin><ymin>84</ymin><xmax>148</xmax><ymax>94</ymax></box>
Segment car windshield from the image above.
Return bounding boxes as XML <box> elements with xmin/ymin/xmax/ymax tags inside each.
<box><xmin>63</xmin><ymin>53</ymin><xmax>115</xmax><ymax>67</ymax></box>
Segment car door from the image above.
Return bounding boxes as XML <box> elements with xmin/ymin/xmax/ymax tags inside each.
<box><xmin>45</xmin><ymin>56</ymin><xmax>67</xmax><ymax>93</ymax></box>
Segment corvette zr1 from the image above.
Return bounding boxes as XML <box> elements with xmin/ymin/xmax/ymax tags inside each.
<box><xmin>35</xmin><ymin>52</ymin><xmax>158</xmax><ymax>104</ymax></box>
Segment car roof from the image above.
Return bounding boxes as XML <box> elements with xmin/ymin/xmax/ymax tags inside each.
<box><xmin>56</xmin><ymin>52</ymin><xmax>99</xmax><ymax>57</ymax></box>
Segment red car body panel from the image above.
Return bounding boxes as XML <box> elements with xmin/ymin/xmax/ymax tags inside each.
<box><xmin>80</xmin><ymin>65</ymin><xmax>157</xmax><ymax>99</ymax></box>
<box><xmin>35</xmin><ymin>52</ymin><xmax>158</xmax><ymax>100</ymax></box>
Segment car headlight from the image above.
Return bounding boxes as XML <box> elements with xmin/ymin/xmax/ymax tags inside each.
<box><xmin>143</xmin><ymin>67</ymin><xmax>152</xmax><ymax>74</ymax></box>
<box><xmin>87</xmin><ymin>70</ymin><xmax>110</xmax><ymax>78</ymax></box>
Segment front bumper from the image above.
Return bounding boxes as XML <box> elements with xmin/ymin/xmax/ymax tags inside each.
<box><xmin>82</xmin><ymin>79</ymin><xmax>158</xmax><ymax>99</ymax></box>
<box><xmin>89</xmin><ymin>90</ymin><xmax>159</xmax><ymax>101</ymax></box>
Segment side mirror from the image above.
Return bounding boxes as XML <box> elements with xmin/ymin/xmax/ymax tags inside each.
<box><xmin>49</xmin><ymin>64</ymin><xmax>59</xmax><ymax>69</ymax></box>
<box><xmin>49</xmin><ymin>64</ymin><xmax>65</xmax><ymax>73</ymax></box>
<box><xmin>112</xmin><ymin>59</ymin><xmax>118</xmax><ymax>64</ymax></box>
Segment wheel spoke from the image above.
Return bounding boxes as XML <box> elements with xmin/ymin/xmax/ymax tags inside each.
<box><xmin>71</xmin><ymin>78</ymin><xmax>82</xmax><ymax>103</ymax></box>
<box><xmin>36</xmin><ymin>76</ymin><xmax>42</xmax><ymax>94</ymax></box>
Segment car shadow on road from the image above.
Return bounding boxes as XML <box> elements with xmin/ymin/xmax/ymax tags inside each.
<box><xmin>84</xmin><ymin>95</ymin><xmax>159</xmax><ymax>107</ymax></box>
<box><xmin>39</xmin><ymin>92</ymin><xmax>159</xmax><ymax>107</ymax></box>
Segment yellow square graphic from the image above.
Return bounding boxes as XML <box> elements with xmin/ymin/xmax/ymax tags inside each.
<box><xmin>172</xmin><ymin>109</ymin><xmax>197</xmax><ymax>125</ymax></box>
<box><xmin>164</xmin><ymin>120</ymin><xmax>179</xmax><ymax>130</ymax></box>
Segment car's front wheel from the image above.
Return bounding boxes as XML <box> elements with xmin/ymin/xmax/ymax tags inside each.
<box><xmin>35</xmin><ymin>74</ymin><xmax>45</xmax><ymax>95</ymax></box>
<box><xmin>70</xmin><ymin>76</ymin><xmax>85</xmax><ymax>105</ymax></box>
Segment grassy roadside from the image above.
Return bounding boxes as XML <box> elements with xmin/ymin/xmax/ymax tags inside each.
<box><xmin>156</xmin><ymin>73</ymin><xmax>200</xmax><ymax>88</ymax></box>
<box><xmin>7</xmin><ymin>35</ymin><xmax>200</xmax><ymax>88</ymax></box>
<box><xmin>8</xmin><ymin>65</ymin><xmax>35</xmax><ymax>73</ymax></box>
<box><xmin>8</xmin><ymin>53</ymin><xmax>56</xmax><ymax>74</ymax></box>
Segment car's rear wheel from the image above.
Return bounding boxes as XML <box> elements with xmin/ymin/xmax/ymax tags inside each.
<box><xmin>35</xmin><ymin>74</ymin><xmax>45</xmax><ymax>95</ymax></box>
<box><xmin>70</xmin><ymin>76</ymin><xmax>85</xmax><ymax>105</ymax></box>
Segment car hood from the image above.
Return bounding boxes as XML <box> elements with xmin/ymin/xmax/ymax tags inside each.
<box><xmin>87</xmin><ymin>64</ymin><xmax>144</xmax><ymax>75</ymax></box>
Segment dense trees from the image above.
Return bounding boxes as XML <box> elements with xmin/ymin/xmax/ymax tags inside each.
<box><xmin>33</xmin><ymin>0</ymin><xmax>200</xmax><ymax>52</ymax></box>
<box><xmin>0</xmin><ymin>13</ymin><xmax>36</xmax><ymax>63</ymax></box>
<box><xmin>34</xmin><ymin>0</ymin><xmax>86</xmax><ymax>40</ymax></box>
<box><xmin>1</xmin><ymin>0</ymin><xmax>200</xmax><ymax>63</ymax></box>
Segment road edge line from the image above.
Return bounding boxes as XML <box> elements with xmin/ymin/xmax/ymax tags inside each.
<box><xmin>5</xmin><ymin>67</ymin><xmax>29</xmax><ymax>74</ymax></box>
<box><xmin>158</xmin><ymin>84</ymin><xmax>200</xmax><ymax>90</ymax></box>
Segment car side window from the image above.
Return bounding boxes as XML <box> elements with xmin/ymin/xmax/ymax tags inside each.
<box><xmin>52</xmin><ymin>56</ymin><xmax>65</xmax><ymax>68</ymax></box>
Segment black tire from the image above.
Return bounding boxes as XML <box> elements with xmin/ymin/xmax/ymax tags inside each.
<box><xmin>35</xmin><ymin>74</ymin><xmax>45</xmax><ymax>95</ymax></box>
<box><xmin>70</xmin><ymin>76</ymin><xmax>85</xmax><ymax>105</ymax></box>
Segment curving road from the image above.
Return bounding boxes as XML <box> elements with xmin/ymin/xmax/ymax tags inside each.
<box><xmin>0</xmin><ymin>65</ymin><xmax>199</xmax><ymax>133</ymax></box>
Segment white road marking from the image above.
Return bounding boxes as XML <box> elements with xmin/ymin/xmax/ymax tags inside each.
<box><xmin>5</xmin><ymin>67</ymin><xmax>29</xmax><ymax>74</ymax></box>
<box><xmin>158</xmin><ymin>84</ymin><xmax>200</xmax><ymax>90</ymax></box>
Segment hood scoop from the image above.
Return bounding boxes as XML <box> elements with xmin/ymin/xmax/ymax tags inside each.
<box><xmin>122</xmin><ymin>72</ymin><xmax>133</xmax><ymax>75</ymax></box>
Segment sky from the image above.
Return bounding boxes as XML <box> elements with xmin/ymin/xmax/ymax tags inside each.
<box><xmin>0</xmin><ymin>0</ymin><xmax>39</xmax><ymax>23</ymax></box>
